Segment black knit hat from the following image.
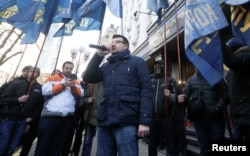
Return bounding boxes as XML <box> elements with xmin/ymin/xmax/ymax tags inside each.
<box><xmin>154</xmin><ymin>60</ymin><xmax>163</xmax><ymax>65</ymax></box>
<box><xmin>226</xmin><ymin>37</ymin><xmax>246</xmax><ymax>52</ymax></box>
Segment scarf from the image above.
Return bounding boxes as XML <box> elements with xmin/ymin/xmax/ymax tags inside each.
<box><xmin>107</xmin><ymin>49</ymin><xmax>130</xmax><ymax>63</ymax></box>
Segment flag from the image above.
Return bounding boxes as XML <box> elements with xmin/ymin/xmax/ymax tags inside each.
<box><xmin>42</xmin><ymin>0</ymin><xmax>60</xmax><ymax>35</ymax></box>
<box><xmin>0</xmin><ymin>4</ymin><xmax>18</xmax><ymax>22</ymax></box>
<box><xmin>54</xmin><ymin>0</ymin><xmax>106</xmax><ymax>37</ymax></box>
<box><xmin>147</xmin><ymin>0</ymin><xmax>169</xmax><ymax>25</ymax></box>
<box><xmin>8</xmin><ymin>1</ymin><xmax>41</xmax><ymax>22</ymax></box>
<box><xmin>225</xmin><ymin>0</ymin><xmax>250</xmax><ymax>5</ymax></box>
<box><xmin>184</xmin><ymin>0</ymin><xmax>228</xmax><ymax>86</ymax></box>
<box><xmin>103</xmin><ymin>0</ymin><xmax>123</xmax><ymax>18</ymax></box>
<box><xmin>0</xmin><ymin>0</ymin><xmax>15</xmax><ymax>10</ymax></box>
<box><xmin>0</xmin><ymin>0</ymin><xmax>39</xmax><ymax>23</ymax></box>
<box><xmin>9</xmin><ymin>0</ymin><xmax>59</xmax><ymax>44</ymax></box>
<box><xmin>53</xmin><ymin>0</ymin><xmax>72</xmax><ymax>23</ymax></box>
<box><xmin>230</xmin><ymin>3</ymin><xmax>250</xmax><ymax>46</ymax></box>
<box><xmin>74</xmin><ymin>0</ymin><xmax>93</xmax><ymax>24</ymax></box>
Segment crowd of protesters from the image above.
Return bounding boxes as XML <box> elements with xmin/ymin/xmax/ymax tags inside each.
<box><xmin>0</xmin><ymin>33</ymin><xmax>249</xmax><ymax>156</ymax></box>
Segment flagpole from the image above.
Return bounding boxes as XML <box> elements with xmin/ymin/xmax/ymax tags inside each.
<box><xmin>53</xmin><ymin>29</ymin><xmax>65</xmax><ymax>73</ymax></box>
<box><xmin>173</xmin><ymin>0</ymin><xmax>186</xmax><ymax>154</ymax></box>
<box><xmin>12</xmin><ymin>44</ymin><xmax>28</xmax><ymax>77</ymax></box>
<box><xmin>24</xmin><ymin>35</ymin><xmax>47</xmax><ymax>95</ymax></box>
<box><xmin>162</xmin><ymin>7</ymin><xmax>170</xmax><ymax>151</ymax></box>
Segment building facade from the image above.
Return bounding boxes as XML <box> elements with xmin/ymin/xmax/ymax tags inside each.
<box><xmin>121</xmin><ymin>0</ymin><xmax>230</xmax><ymax>84</ymax></box>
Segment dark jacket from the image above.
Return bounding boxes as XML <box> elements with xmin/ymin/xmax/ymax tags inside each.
<box><xmin>151</xmin><ymin>73</ymin><xmax>179</xmax><ymax>117</ymax></box>
<box><xmin>0</xmin><ymin>79</ymin><xmax>44</xmax><ymax>121</ymax></box>
<box><xmin>83</xmin><ymin>51</ymin><xmax>152</xmax><ymax>127</ymax></box>
<box><xmin>0</xmin><ymin>76</ymin><xmax>27</xmax><ymax>95</ymax></box>
<box><xmin>84</xmin><ymin>82</ymin><xmax>103</xmax><ymax>126</ymax></box>
<box><xmin>222</xmin><ymin>44</ymin><xmax>250</xmax><ymax>126</ymax></box>
<box><xmin>183</xmin><ymin>73</ymin><xmax>228</xmax><ymax>121</ymax></box>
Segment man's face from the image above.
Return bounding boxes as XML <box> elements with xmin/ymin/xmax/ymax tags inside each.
<box><xmin>28</xmin><ymin>70</ymin><xmax>39</xmax><ymax>80</ymax></box>
<box><xmin>21</xmin><ymin>70</ymin><xmax>29</xmax><ymax>78</ymax></box>
<box><xmin>154</xmin><ymin>63</ymin><xmax>162</xmax><ymax>74</ymax></box>
<box><xmin>62</xmin><ymin>63</ymin><xmax>74</xmax><ymax>76</ymax></box>
<box><xmin>110</xmin><ymin>37</ymin><xmax>128</xmax><ymax>53</ymax></box>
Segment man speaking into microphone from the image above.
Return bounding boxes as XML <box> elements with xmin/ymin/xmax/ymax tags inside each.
<box><xmin>84</xmin><ymin>34</ymin><xmax>152</xmax><ymax>156</ymax></box>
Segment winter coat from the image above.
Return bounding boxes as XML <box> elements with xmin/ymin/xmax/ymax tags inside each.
<box><xmin>0</xmin><ymin>76</ymin><xmax>27</xmax><ymax>95</ymax></box>
<box><xmin>0</xmin><ymin>79</ymin><xmax>44</xmax><ymax>121</ymax></box>
<box><xmin>84</xmin><ymin>82</ymin><xmax>103</xmax><ymax>126</ymax></box>
<box><xmin>222</xmin><ymin>44</ymin><xmax>250</xmax><ymax>126</ymax></box>
<box><xmin>83</xmin><ymin>50</ymin><xmax>152</xmax><ymax>127</ymax></box>
<box><xmin>151</xmin><ymin>74</ymin><xmax>179</xmax><ymax>117</ymax></box>
<box><xmin>183</xmin><ymin>73</ymin><xmax>228</xmax><ymax>121</ymax></box>
<box><xmin>41</xmin><ymin>73</ymin><xmax>84</xmax><ymax>117</ymax></box>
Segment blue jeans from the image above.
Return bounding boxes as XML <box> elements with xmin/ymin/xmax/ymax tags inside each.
<box><xmin>97</xmin><ymin>126</ymin><xmax>138</xmax><ymax>156</ymax></box>
<box><xmin>0</xmin><ymin>119</ymin><xmax>27</xmax><ymax>156</ymax></box>
<box><xmin>82</xmin><ymin>124</ymin><xmax>97</xmax><ymax>156</ymax></box>
<box><xmin>232</xmin><ymin>126</ymin><xmax>243</xmax><ymax>140</ymax></box>
<box><xmin>193</xmin><ymin>119</ymin><xmax>225</xmax><ymax>156</ymax></box>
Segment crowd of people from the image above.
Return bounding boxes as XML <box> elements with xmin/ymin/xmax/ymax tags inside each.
<box><xmin>0</xmin><ymin>33</ymin><xmax>249</xmax><ymax>156</ymax></box>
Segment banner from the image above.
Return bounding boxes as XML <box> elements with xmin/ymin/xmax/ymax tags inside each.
<box><xmin>54</xmin><ymin>0</ymin><xmax>106</xmax><ymax>37</ymax></box>
<box><xmin>184</xmin><ymin>0</ymin><xmax>228</xmax><ymax>86</ymax></box>
<box><xmin>0</xmin><ymin>0</ymin><xmax>15</xmax><ymax>10</ymax></box>
<box><xmin>53</xmin><ymin>0</ymin><xmax>72</xmax><ymax>23</ymax></box>
<box><xmin>230</xmin><ymin>3</ymin><xmax>250</xmax><ymax>46</ymax></box>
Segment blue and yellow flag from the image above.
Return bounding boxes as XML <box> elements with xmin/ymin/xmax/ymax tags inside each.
<box><xmin>185</xmin><ymin>0</ymin><xmax>228</xmax><ymax>86</ymax></box>
<box><xmin>0</xmin><ymin>0</ymin><xmax>59</xmax><ymax>44</ymax></box>
<box><xmin>147</xmin><ymin>0</ymin><xmax>169</xmax><ymax>25</ymax></box>
<box><xmin>54</xmin><ymin>0</ymin><xmax>106</xmax><ymax>37</ymax></box>
<box><xmin>0</xmin><ymin>3</ymin><xmax>18</xmax><ymax>22</ymax></box>
<box><xmin>230</xmin><ymin>3</ymin><xmax>250</xmax><ymax>46</ymax></box>
<box><xmin>53</xmin><ymin>0</ymin><xmax>72</xmax><ymax>23</ymax></box>
<box><xmin>0</xmin><ymin>0</ymin><xmax>15</xmax><ymax>10</ymax></box>
<box><xmin>8</xmin><ymin>1</ymin><xmax>40</xmax><ymax>22</ymax></box>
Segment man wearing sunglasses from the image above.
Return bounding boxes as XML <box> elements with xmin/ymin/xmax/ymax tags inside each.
<box><xmin>83</xmin><ymin>34</ymin><xmax>152</xmax><ymax>156</ymax></box>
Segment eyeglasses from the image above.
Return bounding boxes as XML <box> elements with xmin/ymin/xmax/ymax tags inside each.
<box><xmin>111</xmin><ymin>40</ymin><xmax>125</xmax><ymax>44</ymax></box>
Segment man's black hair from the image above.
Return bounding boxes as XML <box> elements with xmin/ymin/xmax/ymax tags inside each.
<box><xmin>112</xmin><ymin>34</ymin><xmax>129</xmax><ymax>47</ymax></box>
<box><xmin>22</xmin><ymin>65</ymin><xmax>32</xmax><ymax>72</ymax></box>
<box><xmin>62</xmin><ymin>61</ymin><xmax>74</xmax><ymax>68</ymax></box>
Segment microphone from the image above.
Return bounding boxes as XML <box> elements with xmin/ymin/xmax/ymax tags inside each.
<box><xmin>89</xmin><ymin>44</ymin><xmax>108</xmax><ymax>51</ymax></box>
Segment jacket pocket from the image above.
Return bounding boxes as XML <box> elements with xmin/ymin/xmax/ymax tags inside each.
<box><xmin>119</xmin><ymin>96</ymin><xmax>140</xmax><ymax>119</ymax></box>
<box><xmin>231</xmin><ymin>96</ymin><xmax>250</xmax><ymax>116</ymax></box>
<box><xmin>97</xmin><ymin>98</ymin><xmax>107</xmax><ymax>121</ymax></box>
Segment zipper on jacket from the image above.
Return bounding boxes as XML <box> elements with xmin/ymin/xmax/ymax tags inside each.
<box><xmin>154</xmin><ymin>79</ymin><xmax>160</xmax><ymax>113</ymax></box>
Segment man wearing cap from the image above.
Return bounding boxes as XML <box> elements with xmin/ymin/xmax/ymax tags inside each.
<box><xmin>0</xmin><ymin>67</ymin><xmax>44</xmax><ymax>156</ymax></box>
<box><xmin>148</xmin><ymin>60</ymin><xmax>183</xmax><ymax>156</ymax></box>
<box><xmin>222</xmin><ymin>37</ymin><xmax>250</xmax><ymax>140</ymax></box>
<box><xmin>0</xmin><ymin>65</ymin><xmax>32</xmax><ymax>95</ymax></box>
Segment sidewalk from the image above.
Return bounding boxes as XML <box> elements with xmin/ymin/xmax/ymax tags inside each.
<box><xmin>14</xmin><ymin>136</ymin><xmax>167</xmax><ymax>156</ymax></box>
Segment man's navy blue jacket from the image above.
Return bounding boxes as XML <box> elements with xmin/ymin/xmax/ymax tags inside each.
<box><xmin>83</xmin><ymin>50</ymin><xmax>152</xmax><ymax>127</ymax></box>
